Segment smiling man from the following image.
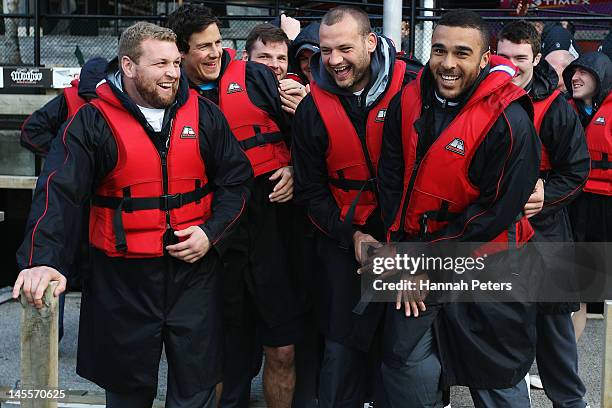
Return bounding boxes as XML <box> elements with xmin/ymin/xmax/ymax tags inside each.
<box><xmin>167</xmin><ymin>6</ymin><xmax>306</xmax><ymax>408</ymax></box>
<box><xmin>378</xmin><ymin>10</ymin><xmax>541</xmax><ymax>407</ymax></box>
<box><xmin>243</xmin><ymin>23</ymin><xmax>307</xmax><ymax>115</ymax></box>
<box><xmin>13</xmin><ymin>22</ymin><xmax>252</xmax><ymax>408</ymax></box>
<box><xmin>292</xmin><ymin>6</ymin><xmax>422</xmax><ymax>407</ymax></box>
<box><xmin>497</xmin><ymin>20</ymin><xmax>589</xmax><ymax>408</ymax></box>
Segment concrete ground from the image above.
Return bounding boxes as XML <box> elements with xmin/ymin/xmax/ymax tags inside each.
<box><xmin>0</xmin><ymin>293</ymin><xmax>605</xmax><ymax>407</ymax></box>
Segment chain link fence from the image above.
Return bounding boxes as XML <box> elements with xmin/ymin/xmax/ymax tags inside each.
<box><xmin>1</xmin><ymin>1</ymin><xmax>612</xmax><ymax>67</ymax></box>
<box><xmin>408</xmin><ymin>3</ymin><xmax>612</xmax><ymax>65</ymax></box>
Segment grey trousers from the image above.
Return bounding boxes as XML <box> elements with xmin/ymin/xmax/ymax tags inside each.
<box><xmin>382</xmin><ymin>326</ymin><xmax>443</xmax><ymax>408</ymax></box>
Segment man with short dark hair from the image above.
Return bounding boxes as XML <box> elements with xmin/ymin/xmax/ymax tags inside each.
<box><xmin>243</xmin><ymin>23</ymin><xmax>307</xmax><ymax>115</ymax></box>
<box><xmin>167</xmin><ymin>5</ymin><xmax>304</xmax><ymax>408</ymax></box>
<box><xmin>13</xmin><ymin>21</ymin><xmax>252</xmax><ymax>408</ymax></box>
<box><xmin>378</xmin><ymin>10</ymin><xmax>541</xmax><ymax>407</ymax></box>
<box><xmin>497</xmin><ymin>20</ymin><xmax>590</xmax><ymax>408</ymax></box>
<box><xmin>292</xmin><ymin>5</ymin><xmax>422</xmax><ymax>407</ymax></box>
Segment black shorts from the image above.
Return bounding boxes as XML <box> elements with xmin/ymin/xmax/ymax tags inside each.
<box><xmin>221</xmin><ymin>174</ymin><xmax>305</xmax><ymax>330</ymax></box>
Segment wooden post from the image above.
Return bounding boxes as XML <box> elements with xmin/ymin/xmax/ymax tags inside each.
<box><xmin>20</xmin><ymin>281</ymin><xmax>59</xmax><ymax>408</ymax></box>
<box><xmin>604</xmin><ymin>300</ymin><xmax>612</xmax><ymax>408</ymax></box>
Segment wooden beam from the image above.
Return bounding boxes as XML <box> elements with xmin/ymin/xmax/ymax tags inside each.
<box><xmin>0</xmin><ymin>176</ymin><xmax>37</xmax><ymax>190</ymax></box>
<box><xmin>0</xmin><ymin>95</ymin><xmax>56</xmax><ymax>116</ymax></box>
<box><xmin>20</xmin><ymin>282</ymin><xmax>58</xmax><ymax>408</ymax></box>
<box><xmin>603</xmin><ymin>300</ymin><xmax>612</xmax><ymax>408</ymax></box>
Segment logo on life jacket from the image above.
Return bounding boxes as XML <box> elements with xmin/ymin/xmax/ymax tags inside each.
<box><xmin>227</xmin><ymin>82</ymin><xmax>244</xmax><ymax>94</ymax></box>
<box><xmin>180</xmin><ymin>126</ymin><xmax>196</xmax><ymax>139</ymax></box>
<box><xmin>595</xmin><ymin>116</ymin><xmax>606</xmax><ymax>125</ymax></box>
<box><xmin>445</xmin><ymin>138</ymin><xmax>465</xmax><ymax>156</ymax></box>
<box><xmin>375</xmin><ymin>109</ymin><xmax>387</xmax><ymax>122</ymax></box>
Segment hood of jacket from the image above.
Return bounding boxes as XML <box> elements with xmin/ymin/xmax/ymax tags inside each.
<box><xmin>563</xmin><ymin>51</ymin><xmax>612</xmax><ymax>110</ymax></box>
<box><xmin>77</xmin><ymin>57</ymin><xmax>108</xmax><ymax>99</ymax></box>
<box><xmin>529</xmin><ymin>58</ymin><xmax>559</xmax><ymax>101</ymax></box>
<box><xmin>310</xmin><ymin>35</ymin><xmax>397</xmax><ymax>108</ymax></box>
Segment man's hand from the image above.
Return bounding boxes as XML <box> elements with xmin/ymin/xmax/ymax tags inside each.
<box><xmin>12</xmin><ymin>266</ymin><xmax>66</xmax><ymax>309</ymax></box>
<box><xmin>523</xmin><ymin>178</ymin><xmax>544</xmax><ymax>218</ymax></box>
<box><xmin>396</xmin><ymin>273</ymin><xmax>428</xmax><ymax>317</ymax></box>
<box><xmin>269</xmin><ymin>166</ymin><xmax>294</xmax><ymax>202</ymax></box>
<box><xmin>166</xmin><ymin>226</ymin><xmax>211</xmax><ymax>263</ymax></box>
<box><xmin>353</xmin><ymin>230</ymin><xmax>379</xmax><ymax>265</ymax></box>
<box><xmin>280</xmin><ymin>14</ymin><xmax>301</xmax><ymax>40</ymax></box>
<box><xmin>279</xmin><ymin>79</ymin><xmax>307</xmax><ymax>115</ymax></box>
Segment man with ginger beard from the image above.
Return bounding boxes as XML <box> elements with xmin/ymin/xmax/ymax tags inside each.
<box><xmin>167</xmin><ymin>5</ymin><xmax>306</xmax><ymax>408</ymax></box>
<box><xmin>378</xmin><ymin>10</ymin><xmax>541</xmax><ymax>407</ymax></box>
<box><xmin>292</xmin><ymin>6</ymin><xmax>422</xmax><ymax>406</ymax></box>
<box><xmin>13</xmin><ymin>22</ymin><xmax>252</xmax><ymax>408</ymax></box>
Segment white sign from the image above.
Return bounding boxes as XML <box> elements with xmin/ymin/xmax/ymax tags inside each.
<box><xmin>52</xmin><ymin>67</ymin><xmax>81</xmax><ymax>88</ymax></box>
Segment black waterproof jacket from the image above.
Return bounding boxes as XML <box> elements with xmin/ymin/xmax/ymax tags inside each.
<box><xmin>528</xmin><ymin>59</ymin><xmax>590</xmax><ymax>315</ymax></box>
<box><xmin>292</xmin><ymin>37</ymin><xmax>422</xmax><ymax>349</ymax></box>
<box><xmin>16</xmin><ymin>65</ymin><xmax>253</xmax><ymax>272</ymax></box>
<box><xmin>20</xmin><ymin>57</ymin><xmax>107</xmax><ymax>156</ymax></box>
<box><xmin>378</xmin><ymin>63</ymin><xmax>541</xmax><ymax>389</ymax></box>
<box><xmin>530</xmin><ymin>60</ymin><xmax>590</xmax><ymax>227</ymax></box>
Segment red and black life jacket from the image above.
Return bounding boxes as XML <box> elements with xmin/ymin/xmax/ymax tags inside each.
<box><xmin>89</xmin><ymin>83</ymin><xmax>213</xmax><ymax>258</ymax></box>
<box><xmin>389</xmin><ymin>56</ymin><xmax>534</xmax><ymax>246</ymax></box>
<box><xmin>310</xmin><ymin>59</ymin><xmax>407</xmax><ymax>226</ymax></box>
<box><xmin>218</xmin><ymin>60</ymin><xmax>290</xmax><ymax>177</ymax></box>
<box><xmin>569</xmin><ymin>93</ymin><xmax>612</xmax><ymax>195</ymax></box>
<box><xmin>532</xmin><ymin>89</ymin><xmax>561</xmax><ymax>171</ymax></box>
<box><xmin>64</xmin><ymin>79</ymin><xmax>87</xmax><ymax>117</ymax></box>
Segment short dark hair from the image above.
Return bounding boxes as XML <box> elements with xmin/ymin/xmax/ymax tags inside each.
<box><xmin>245</xmin><ymin>23</ymin><xmax>291</xmax><ymax>56</ymax></box>
<box><xmin>321</xmin><ymin>6</ymin><xmax>371</xmax><ymax>37</ymax></box>
<box><xmin>498</xmin><ymin>20</ymin><xmax>541</xmax><ymax>58</ymax></box>
<box><xmin>166</xmin><ymin>4</ymin><xmax>220</xmax><ymax>53</ymax></box>
<box><xmin>436</xmin><ymin>9</ymin><xmax>490</xmax><ymax>53</ymax></box>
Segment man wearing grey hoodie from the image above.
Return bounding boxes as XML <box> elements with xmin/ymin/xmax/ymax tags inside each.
<box><xmin>292</xmin><ymin>6</ymin><xmax>421</xmax><ymax>407</ymax></box>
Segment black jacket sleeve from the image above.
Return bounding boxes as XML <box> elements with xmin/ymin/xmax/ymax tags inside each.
<box><xmin>20</xmin><ymin>93</ymin><xmax>69</xmax><ymax>157</ymax></box>
<box><xmin>245</xmin><ymin>62</ymin><xmax>293</xmax><ymax>142</ymax></box>
<box><xmin>16</xmin><ymin>105</ymin><xmax>115</xmax><ymax>272</ymax></box>
<box><xmin>197</xmin><ymin>97</ymin><xmax>253</xmax><ymax>252</ymax></box>
<box><xmin>292</xmin><ymin>94</ymin><xmax>356</xmax><ymax>245</ymax></box>
<box><xmin>430</xmin><ymin>101</ymin><xmax>541</xmax><ymax>242</ymax></box>
<box><xmin>378</xmin><ymin>91</ymin><xmax>406</xmax><ymax>231</ymax></box>
<box><xmin>532</xmin><ymin>95</ymin><xmax>589</xmax><ymax>220</ymax></box>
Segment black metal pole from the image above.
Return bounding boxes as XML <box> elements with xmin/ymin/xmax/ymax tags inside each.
<box><xmin>25</xmin><ymin>0</ymin><xmax>30</xmax><ymax>37</ymax></box>
<box><xmin>115</xmin><ymin>0</ymin><xmax>119</xmax><ymax>37</ymax></box>
<box><xmin>275</xmin><ymin>0</ymin><xmax>280</xmax><ymax>17</ymax></box>
<box><xmin>409</xmin><ymin>0</ymin><xmax>416</xmax><ymax>58</ymax></box>
<box><xmin>34</xmin><ymin>0</ymin><xmax>40</xmax><ymax>66</ymax></box>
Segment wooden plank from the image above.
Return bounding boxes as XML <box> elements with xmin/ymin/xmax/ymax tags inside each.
<box><xmin>0</xmin><ymin>287</ymin><xmax>13</xmax><ymax>305</ymax></box>
<box><xmin>0</xmin><ymin>176</ymin><xmax>37</xmax><ymax>190</ymax></box>
<box><xmin>20</xmin><ymin>282</ymin><xmax>58</xmax><ymax>408</ymax></box>
<box><xmin>0</xmin><ymin>95</ymin><xmax>56</xmax><ymax>116</ymax></box>
<box><xmin>603</xmin><ymin>300</ymin><xmax>612</xmax><ymax>408</ymax></box>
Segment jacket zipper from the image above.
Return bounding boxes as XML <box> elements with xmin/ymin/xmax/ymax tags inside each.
<box><xmin>161</xmin><ymin>121</ymin><xmax>173</xmax><ymax>232</ymax></box>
